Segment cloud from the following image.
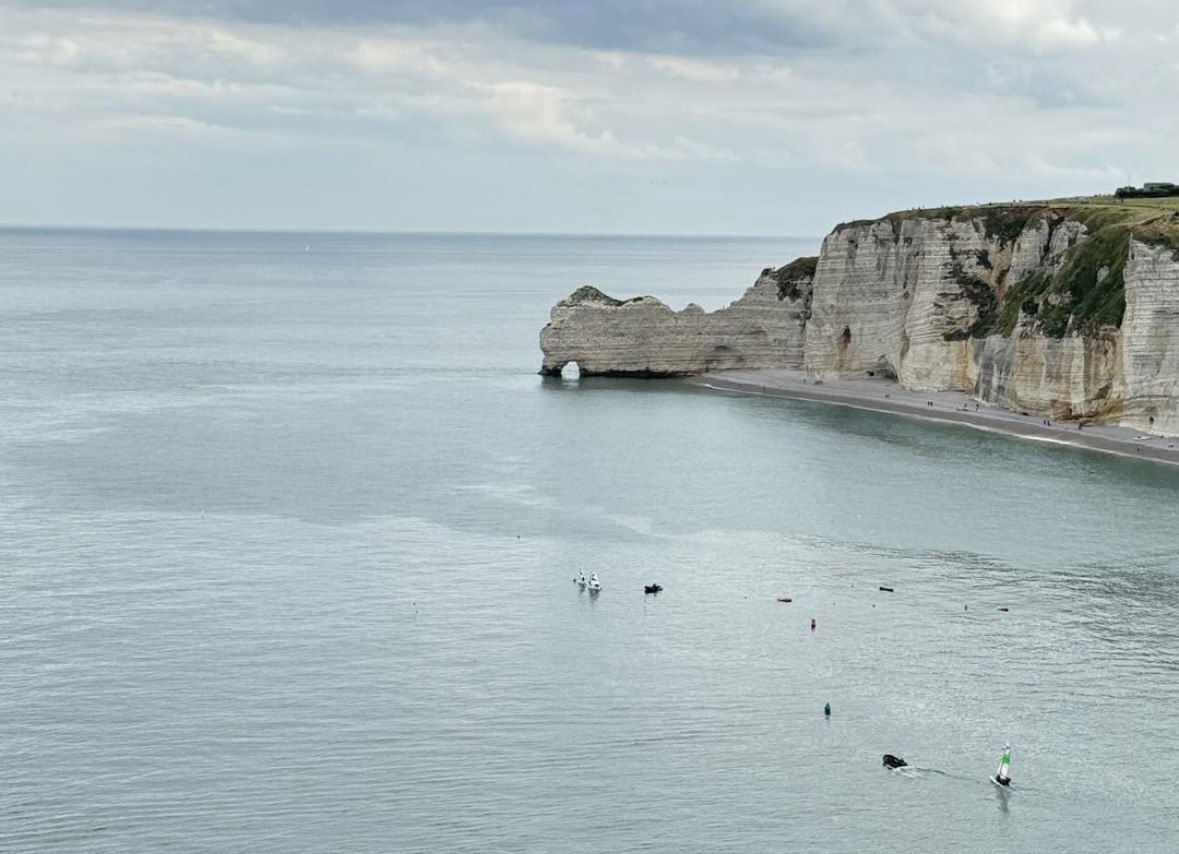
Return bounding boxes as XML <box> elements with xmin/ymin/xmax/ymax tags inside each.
<box><xmin>894</xmin><ymin>0</ymin><xmax>1109</xmax><ymax>50</ymax></box>
<box><xmin>480</xmin><ymin>79</ymin><xmax>734</xmax><ymax>160</ymax></box>
<box><xmin>6</xmin><ymin>0</ymin><xmax>828</xmax><ymax>53</ymax></box>
<box><xmin>95</xmin><ymin>113</ymin><xmax>234</xmax><ymax>137</ymax></box>
<box><xmin>0</xmin><ymin>1</ymin><xmax>1178</xmax><ymax>230</ymax></box>
<box><xmin>646</xmin><ymin>55</ymin><xmax>739</xmax><ymax>82</ymax></box>
<box><xmin>351</xmin><ymin>37</ymin><xmax>448</xmax><ymax>75</ymax></box>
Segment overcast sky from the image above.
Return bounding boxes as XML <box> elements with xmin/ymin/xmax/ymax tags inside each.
<box><xmin>2</xmin><ymin>0</ymin><xmax>1176</xmax><ymax>234</ymax></box>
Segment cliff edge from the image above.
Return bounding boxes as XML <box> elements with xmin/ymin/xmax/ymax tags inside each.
<box><xmin>539</xmin><ymin>196</ymin><xmax>1179</xmax><ymax>436</ymax></box>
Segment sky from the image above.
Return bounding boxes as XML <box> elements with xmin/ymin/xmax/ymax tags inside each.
<box><xmin>1</xmin><ymin>0</ymin><xmax>1178</xmax><ymax>234</ymax></box>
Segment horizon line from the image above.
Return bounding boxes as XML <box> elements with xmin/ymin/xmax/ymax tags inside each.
<box><xmin>0</xmin><ymin>222</ymin><xmax>821</xmax><ymax>241</ymax></box>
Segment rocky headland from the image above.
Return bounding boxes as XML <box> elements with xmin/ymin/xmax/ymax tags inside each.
<box><xmin>540</xmin><ymin>196</ymin><xmax>1179</xmax><ymax>437</ymax></box>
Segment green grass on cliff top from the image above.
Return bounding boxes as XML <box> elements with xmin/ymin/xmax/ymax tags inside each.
<box><xmin>837</xmin><ymin>193</ymin><xmax>1179</xmax><ymax>254</ymax></box>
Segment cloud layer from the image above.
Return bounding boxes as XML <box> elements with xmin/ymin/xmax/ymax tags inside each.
<box><xmin>1</xmin><ymin>1</ymin><xmax>1177</xmax><ymax>232</ymax></box>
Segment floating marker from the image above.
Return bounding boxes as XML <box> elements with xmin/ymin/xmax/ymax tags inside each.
<box><xmin>810</xmin><ymin>618</ymin><xmax>817</xmax><ymax>630</ymax></box>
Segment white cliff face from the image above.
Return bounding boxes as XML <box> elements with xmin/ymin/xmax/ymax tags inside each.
<box><xmin>804</xmin><ymin>215</ymin><xmax>1091</xmax><ymax>394</ymax></box>
<box><xmin>973</xmin><ymin>333</ymin><xmax>1122</xmax><ymax>420</ymax></box>
<box><xmin>804</xmin><ymin>220</ymin><xmax>914</xmax><ymax>381</ymax></box>
<box><xmin>539</xmin><ymin>209</ymin><xmax>1179</xmax><ymax>436</ymax></box>
<box><xmin>802</xmin><ymin>213</ymin><xmax>1155</xmax><ymax>426</ymax></box>
<box><xmin>1121</xmin><ymin>240</ymin><xmax>1179</xmax><ymax>434</ymax></box>
<box><xmin>539</xmin><ymin>265</ymin><xmax>813</xmax><ymax>377</ymax></box>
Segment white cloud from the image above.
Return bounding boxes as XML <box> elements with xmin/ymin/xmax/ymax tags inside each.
<box><xmin>481</xmin><ymin>79</ymin><xmax>733</xmax><ymax>160</ymax></box>
<box><xmin>95</xmin><ymin>113</ymin><xmax>234</xmax><ymax>137</ymax></box>
<box><xmin>0</xmin><ymin>1</ymin><xmax>1177</xmax><ymax>229</ymax></box>
<box><xmin>911</xmin><ymin>0</ymin><xmax>1105</xmax><ymax>49</ymax></box>
<box><xmin>351</xmin><ymin>37</ymin><xmax>448</xmax><ymax>75</ymax></box>
<box><xmin>797</xmin><ymin>0</ymin><xmax>1111</xmax><ymax>51</ymax></box>
<box><xmin>646</xmin><ymin>56</ymin><xmax>740</xmax><ymax>82</ymax></box>
<box><xmin>16</xmin><ymin>32</ymin><xmax>83</xmax><ymax>65</ymax></box>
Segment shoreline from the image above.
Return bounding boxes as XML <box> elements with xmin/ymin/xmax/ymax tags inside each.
<box><xmin>691</xmin><ymin>369</ymin><xmax>1179</xmax><ymax>468</ymax></box>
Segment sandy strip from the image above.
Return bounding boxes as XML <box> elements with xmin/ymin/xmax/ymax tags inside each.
<box><xmin>691</xmin><ymin>369</ymin><xmax>1179</xmax><ymax>468</ymax></box>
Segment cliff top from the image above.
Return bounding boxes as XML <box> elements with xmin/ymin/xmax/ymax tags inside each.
<box><xmin>836</xmin><ymin>194</ymin><xmax>1179</xmax><ymax>255</ymax></box>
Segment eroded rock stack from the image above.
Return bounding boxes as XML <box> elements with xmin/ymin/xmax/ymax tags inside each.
<box><xmin>539</xmin><ymin>258</ymin><xmax>815</xmax><ymax>378</ymax></box>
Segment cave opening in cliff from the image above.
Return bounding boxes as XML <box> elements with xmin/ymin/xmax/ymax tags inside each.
<box><xmin>561</xmin><ymin>361</ymin><xmax>580</xmax><ymax>380</ymax></box>
<box><xmin>841</xmin><ymin>327</ymin><xmax>852</xmax><ymax>346</ymax></box>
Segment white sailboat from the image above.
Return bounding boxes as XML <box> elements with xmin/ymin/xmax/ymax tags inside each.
<box><xmin>587</xmin><ymin>572</ymin><xmax>602</xmax><ymax>593</ymax></box>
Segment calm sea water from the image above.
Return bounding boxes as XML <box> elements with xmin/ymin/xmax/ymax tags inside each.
<box><xmin>2</xmin><ymin>228</ymin><xmax>1178</xmax><ymax>853</ymax></box>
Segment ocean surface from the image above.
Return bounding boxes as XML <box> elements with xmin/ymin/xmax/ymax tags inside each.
<box><xmin>2</xmin><ymin>228</ymin><xmax>1178</xmax><ymax>853</ymax></box>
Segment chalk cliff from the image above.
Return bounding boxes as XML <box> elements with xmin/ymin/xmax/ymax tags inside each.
<box><xmin>540</xmin><ymin>199</ymin><xmax>1179</xmax><ymax>436</ymax></box>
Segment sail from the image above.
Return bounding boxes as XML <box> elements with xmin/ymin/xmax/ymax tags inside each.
<box><xmin>996</xmin><ymin>744</ymin><xmax>1011</xmax><ymax>781</ymax></box>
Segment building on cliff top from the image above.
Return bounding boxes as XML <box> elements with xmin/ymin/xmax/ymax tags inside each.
<box><xmin>1116</xmin><ymin>182</ymin><xmax>1179</xmax><ymax>198</ymax></box>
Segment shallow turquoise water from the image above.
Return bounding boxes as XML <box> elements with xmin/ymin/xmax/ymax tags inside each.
<box><xmin>2</xmin><ymin>229</ymin><xmax>1177</xmax><ymax>852</ymax></box>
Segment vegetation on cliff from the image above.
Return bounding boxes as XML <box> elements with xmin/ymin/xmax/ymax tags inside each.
<box><xmin>836</xmin><ymin>195</ymin><xmax>1179</xmax><ymax>340</ymax></box>
<box><xmin>969</xmin><ymin>217</ymin><xmax>1133</xmax><ymax>339</ymax></box>
<box><xmin>767</xmin><ymin>256</ymin><xmax>818</xmax><ymax>301</ymax></box>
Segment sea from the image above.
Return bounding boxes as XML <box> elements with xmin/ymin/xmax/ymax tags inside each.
<box><xmin>2</xmin><ymin>228</ymin><xmax>1178</xmax><ymax>853</ymax></box>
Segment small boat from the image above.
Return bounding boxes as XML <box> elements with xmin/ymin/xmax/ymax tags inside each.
<box><xmin>991</xmin><ymin>743</ymin><xmax>1012</xmax><ymax>788</ymax></box>
<box><xmin>575</xmin><ymin>571</ymin><xmax>587</xmax><ymax>589</ymax></box>
<box><xmin>644</xmin><ymin>584</ymin><xmax>663</xmax><ymax>594</ymax></box>
<box><xmin>882</xmin><ymin>754</ymin><xmax>908</xmax><ymax>769</ymax></box>
<box><xmin>776</xmin><ymin>597</ymin><xmax>792</xmax><ymax>603</ymax></box>
<box><xmin>587</xmin><ymin>572</ymin><xmax>602</xmax><ymax>593</ymax></box>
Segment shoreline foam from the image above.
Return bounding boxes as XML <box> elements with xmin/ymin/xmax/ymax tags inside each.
<box><xmin>692</xmin><ymin>369</ymin><xmax>1179</xmax><ymax>468</ymax></box>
